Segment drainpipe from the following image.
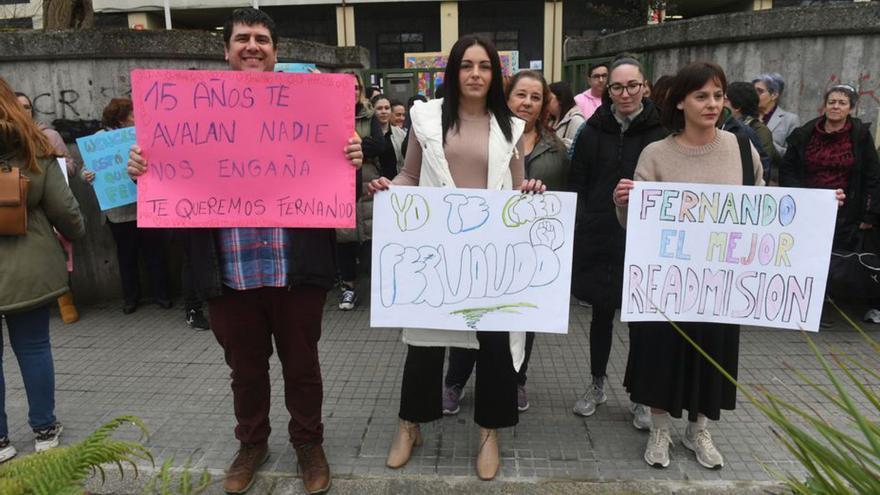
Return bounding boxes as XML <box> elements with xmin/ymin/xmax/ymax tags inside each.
<box><xmin>163</xmin><ymin>0</ymin><xmax>172</xmax><ymax>29</ymax></box>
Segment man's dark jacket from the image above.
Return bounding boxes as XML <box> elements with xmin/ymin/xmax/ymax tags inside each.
<box><xmin>183</xmin><ymin>228</ymin><xmax>336</xmax><ymax>301</ymax></box>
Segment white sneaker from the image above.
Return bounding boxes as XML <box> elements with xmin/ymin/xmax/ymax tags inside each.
<box><xmin>630</xmin><ymin>402</ymin><xmax>652</xmax><ymax>431</ymax></box>
<box><xmin>683</xmin><ymin>426</ymin><xmax>724</xmax><ymax>469</ymax></box>
<box><xmin>0</xmin><ymin>437</ymin><xmax>16</xmax><ymax>463</ymax></box>
<box><xmin>572</xmin><ymin>377</ymin><xmax>607</xmax><ymax>417</ymax></box>
<box><xmin>34</xmin><ymin>423</ymin><xmax>63</xmax><ymax>452</ymax></box>
<box><xmin>644</xmin><ymin>427</ymin><xmax>672</xmax><ymax>468</ymax></box>
<box><xmin>865</xmin><ymin>309</ymin><xmax>880</xmax><ymax>324</ymax></box>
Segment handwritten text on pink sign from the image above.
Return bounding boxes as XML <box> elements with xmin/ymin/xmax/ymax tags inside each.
<box><xmin>131</xmin><ymin>69</ymin><xmax>356</xmax><ymax>228</ymax></box>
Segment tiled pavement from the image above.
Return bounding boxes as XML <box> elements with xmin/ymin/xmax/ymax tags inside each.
<box><xmin>3</xmin><ymin>291</ymin><xmax>878</xmax><ymax>493</ymax></box>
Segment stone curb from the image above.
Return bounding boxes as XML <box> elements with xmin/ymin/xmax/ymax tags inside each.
<box><xmin>85</xmin><ymin>466</ymin><xmax>787</xmax><ymax>495</ymax></box>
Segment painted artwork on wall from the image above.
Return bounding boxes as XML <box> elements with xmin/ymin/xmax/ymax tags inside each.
<box><xmin>404</xmin><ymin>51</ymin><xmax>519</xmax><ymax>75</ymax></box>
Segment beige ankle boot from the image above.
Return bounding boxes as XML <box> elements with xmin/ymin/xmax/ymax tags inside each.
<box><xmin>386</xmin><ymin>419</ymin><xmax>422</xmax><ymax>469</ymax></box>
<box><xmin>476</xmin><ymin>427</ymin><xmax>499</xmax><ymax>480</ymax></box>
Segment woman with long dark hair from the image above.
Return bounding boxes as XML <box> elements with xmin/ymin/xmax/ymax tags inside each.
<box><xmin>370</xmin><ymin>93</ymin><xmax>406</xmax><ymax>179</ymax></box>
<box><xmin>442</xmin><ymin>69</ymin><xmax>569</xmax><ymax>416</ymax></box>
<box><xmin>612</xmin><ymin>62</ymin><xmax>768</xmax><ymax>470</ymax></box>
<box><xmin>368</xmin><ymin>35</ymin><xmax>544</xmax><ymax>481</ymax></box>
<box><xmin>548</xmin><ymin>81</ymin><xmax>586</xmax><ymax>150</ymax></box>
<box><xmin>0</xmin><ymin>75</ymin><xmax>84</xmax><ymax>460</ymax></box>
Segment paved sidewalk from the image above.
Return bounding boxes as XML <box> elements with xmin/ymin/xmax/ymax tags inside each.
<box><xmin>3</xmin><ymin>293</ymin><xmax>877</xmax><ymax>493</ymax></box>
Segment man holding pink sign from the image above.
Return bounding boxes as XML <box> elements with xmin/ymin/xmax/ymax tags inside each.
<box><xmin>127</xmin><ymin>9</ymin><xmax>363</xmax><ymax>495</ymax></box>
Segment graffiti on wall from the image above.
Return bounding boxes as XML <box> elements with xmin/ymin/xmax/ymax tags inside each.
<box><xmin>16</xmin><ymin>82</ymin><xmax>133</xmax><ymax>141</ymax></box>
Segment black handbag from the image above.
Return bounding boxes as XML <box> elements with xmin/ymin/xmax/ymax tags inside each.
<box><xmin>829</xmin><ymin>230</ymin><xmax>880</xmax><ymax>299</ymax></box>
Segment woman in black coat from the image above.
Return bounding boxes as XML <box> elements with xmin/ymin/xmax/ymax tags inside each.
<box><xmin>779</xmin><ymin>84</ymin><xmax>880</xmax><ymax>322</ymax></box>
<box><xmin>568</xmin><ymin>57</ymin><xmax>668</xmax><ymax>425</ymax></box>
<box><xmin>779</xmin><ymin>84</ymin><xmax>880</xmax><ymax>248</ymax></box>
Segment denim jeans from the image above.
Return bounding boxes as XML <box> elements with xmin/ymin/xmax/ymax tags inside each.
<box><xmin>0</xmin><ymin>305</ymin><xmax>56</xmax><ymax>437</ymax></box>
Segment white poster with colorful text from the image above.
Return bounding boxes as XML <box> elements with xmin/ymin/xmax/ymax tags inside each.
<box><xmin>622</xmin><ymin>182</ymin><xmax>837</xmax><ymax>331</ymax></box>
<box><xmin>370</xmin><ymin>186</ymin><xmax>577</xmax><ymax>333</ymax></box>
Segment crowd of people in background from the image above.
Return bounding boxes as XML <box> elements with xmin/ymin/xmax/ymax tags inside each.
<box><xmin>1</xmin><ymin>7</ymin><xmax>877</xmax><ymax>493</ymax></box>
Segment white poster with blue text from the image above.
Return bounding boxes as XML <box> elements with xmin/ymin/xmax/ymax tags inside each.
<box><xmin>622</xmin><ymin>182</ymin><xmax>837</xmax><ymax>332</ymax></box>
<box><xmin>370</xmin><ymin>186</ymin><xmax>577</xmax><ymax>333</ymax></box>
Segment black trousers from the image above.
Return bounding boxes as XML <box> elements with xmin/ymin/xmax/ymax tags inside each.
<box><xmin>107</xmin><ymin>220</ymin><xmax>170</xmax><ymax>305</ymax></box>
<box><xmin>446</xmin><ymin>332</ymin><xmax>535</xmax><ymax>387</ymax></box>
<box><xmin>400</xmin><ymin>332</ymin><xmax>518</xmax><ymax>428</ymax></box>
<box><xmin>588</xmin><ymin>303</ymin><xmax>616</xmax><ymax>378</ymax></box>
<box><xmin>336</xmin><ymin>241</ymin><xmax>371</xmax><ymax>283</ymax></box>
<box><xmin>176</xmin><ymin>229</ymin><xmax>203</xmax><ymax>311</ymax></box>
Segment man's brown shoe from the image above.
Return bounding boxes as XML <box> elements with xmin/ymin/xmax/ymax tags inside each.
<box><xmin>223</xmin><ymin>442</ymin><xmax>269</xmax><ymax>494</ymax></box>
<box><xmin>295</xmin><ymin>443</ymin><xmax>331</xmax><ymax>494</ymax></box>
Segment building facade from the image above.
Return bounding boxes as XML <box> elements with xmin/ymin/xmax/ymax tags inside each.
<box><xmin>2</xmin><ymin>0</ymin><xmax>874</xmax><ymax>79</ymax></box>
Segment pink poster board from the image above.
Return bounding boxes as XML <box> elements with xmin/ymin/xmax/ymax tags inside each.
<box><xmin>131</xmin><ymin>69</ymin><xmax>356</xmax><ymax>228</ymax></box>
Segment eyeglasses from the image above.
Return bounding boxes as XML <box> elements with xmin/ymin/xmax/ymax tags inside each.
<box><xmin>590</xmin><ymin>73</ymin><xmax>608</xmax><ymax>80</ymax></box>
<box><xmin>608</xmin><ymin>82</ymin><xmax>644</xmax><ymax>96</ymax></box>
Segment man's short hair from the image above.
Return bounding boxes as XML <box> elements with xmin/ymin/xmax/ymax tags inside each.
<box><xmin>588</xmin><ymin>62</ymin><xmax>609</xmax><ymax>77</ymax></box>
<box><xmin>223</xmin><ymin>8</ymin><xmax>278</xmax><ymax>48</ymax></box>
<box><xmin>726</xmin><ymin>81</ymin><xmax>759</xmax><ymax>118</ymax></box>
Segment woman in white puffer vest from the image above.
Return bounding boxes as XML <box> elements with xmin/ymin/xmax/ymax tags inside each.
<box><xmin>368</xmin><ymin>35</ymin><xmax>546</xmax><ymax>481</ymax></box>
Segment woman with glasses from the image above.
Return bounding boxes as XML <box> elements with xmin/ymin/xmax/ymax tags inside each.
<box><xmin>574</xmin><ymin>63</ymin><xmax>608</xmax><ymax>120</ymax></box>
<box><xmin>613</xmin><ymin>62</ymin><xmax>770</xmax><ymax>471</ymax></box>
<box><xmin>569</xmin><ymin>56</ymin><xmax>667</xmax><ymax>429</ymax></box>
<box><xmin>753</xmin><ymin>72</ymin><xmax>799</xmax><ymax>156</ymax></box>
<box><xmin>368</xmin><ymin>35</ymin><xmax>544</xmax><ymax>481</ymax></box>
<box><xmin>779</xmin><ymin>85</ymin><xmax>880</xmax><ymax>322</ymax></box>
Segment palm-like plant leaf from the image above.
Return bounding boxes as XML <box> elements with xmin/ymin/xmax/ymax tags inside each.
<box><xmin>0</xmin><ymin>415</ymin><xmax>152</xmax><ymax>495</ymax></box>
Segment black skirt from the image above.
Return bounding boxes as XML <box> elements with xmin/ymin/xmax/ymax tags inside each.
<box><xmin>624</xmin><ymin>321</ymin><xmax>739</xmax><ymax>421</ymax></box>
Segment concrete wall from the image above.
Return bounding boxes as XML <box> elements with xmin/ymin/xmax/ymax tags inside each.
<box><xmin>565</xmin><ymin>2</ymin><xmax>880</xmax><ymax>137</ymax></box>
<box><xmin>0</xmin><ymin>29</ymin><xmax>369</xmax><ymax>304</ymax></box>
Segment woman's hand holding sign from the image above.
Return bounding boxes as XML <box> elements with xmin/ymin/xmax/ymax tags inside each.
<box><xmin>127</xmin><ymin>144</ymin><xmax>147</xmax><ymax>181</ymax></box>
<box><xmin>345</xmin><ymin>134</ymin><xmax>363</xmax><ymax>170</ymax></box>
<box><xmin>368</xmin><ymin>177</ymin><xmax>392</xmax><ymax>196</ymax></box>
<box><xmin>613</xmin><ymin>178</ymin><xmax>634</xmax><ymax>207</ymax></box>
<box><xmin>519</xmin><ymin>178</ymin><xmax>546</xmax><ymax>194</ymax></box>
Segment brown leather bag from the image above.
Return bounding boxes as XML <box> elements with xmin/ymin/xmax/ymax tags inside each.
<box><xmin>0</xmin><ymin>164</ymin><xmax>29</xmax><ymax>236</ymax></box>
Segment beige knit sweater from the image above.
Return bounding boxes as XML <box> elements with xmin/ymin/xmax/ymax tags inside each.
<box><xmin>617</xmin><ymin>130</ymin><xmax>764</xmax><ymax>226</ymax></box>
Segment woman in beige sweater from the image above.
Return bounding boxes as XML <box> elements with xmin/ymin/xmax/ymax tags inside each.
<box><xmin>613</xmin><ymin>62</ymin><xmax>763</xmax><ymax>471</ymax></box>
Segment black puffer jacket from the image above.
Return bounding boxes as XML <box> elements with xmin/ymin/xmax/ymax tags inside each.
<box><xmin>568</xmin><ymin>99</ymin><xmax>668</xmax><ymax>306</ymax></box>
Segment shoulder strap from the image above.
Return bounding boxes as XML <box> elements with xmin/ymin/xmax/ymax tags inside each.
<box><xmin>736</xmin><ymin>134</ymin><xmax>754</xmax><ymax>186</ymax></box>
